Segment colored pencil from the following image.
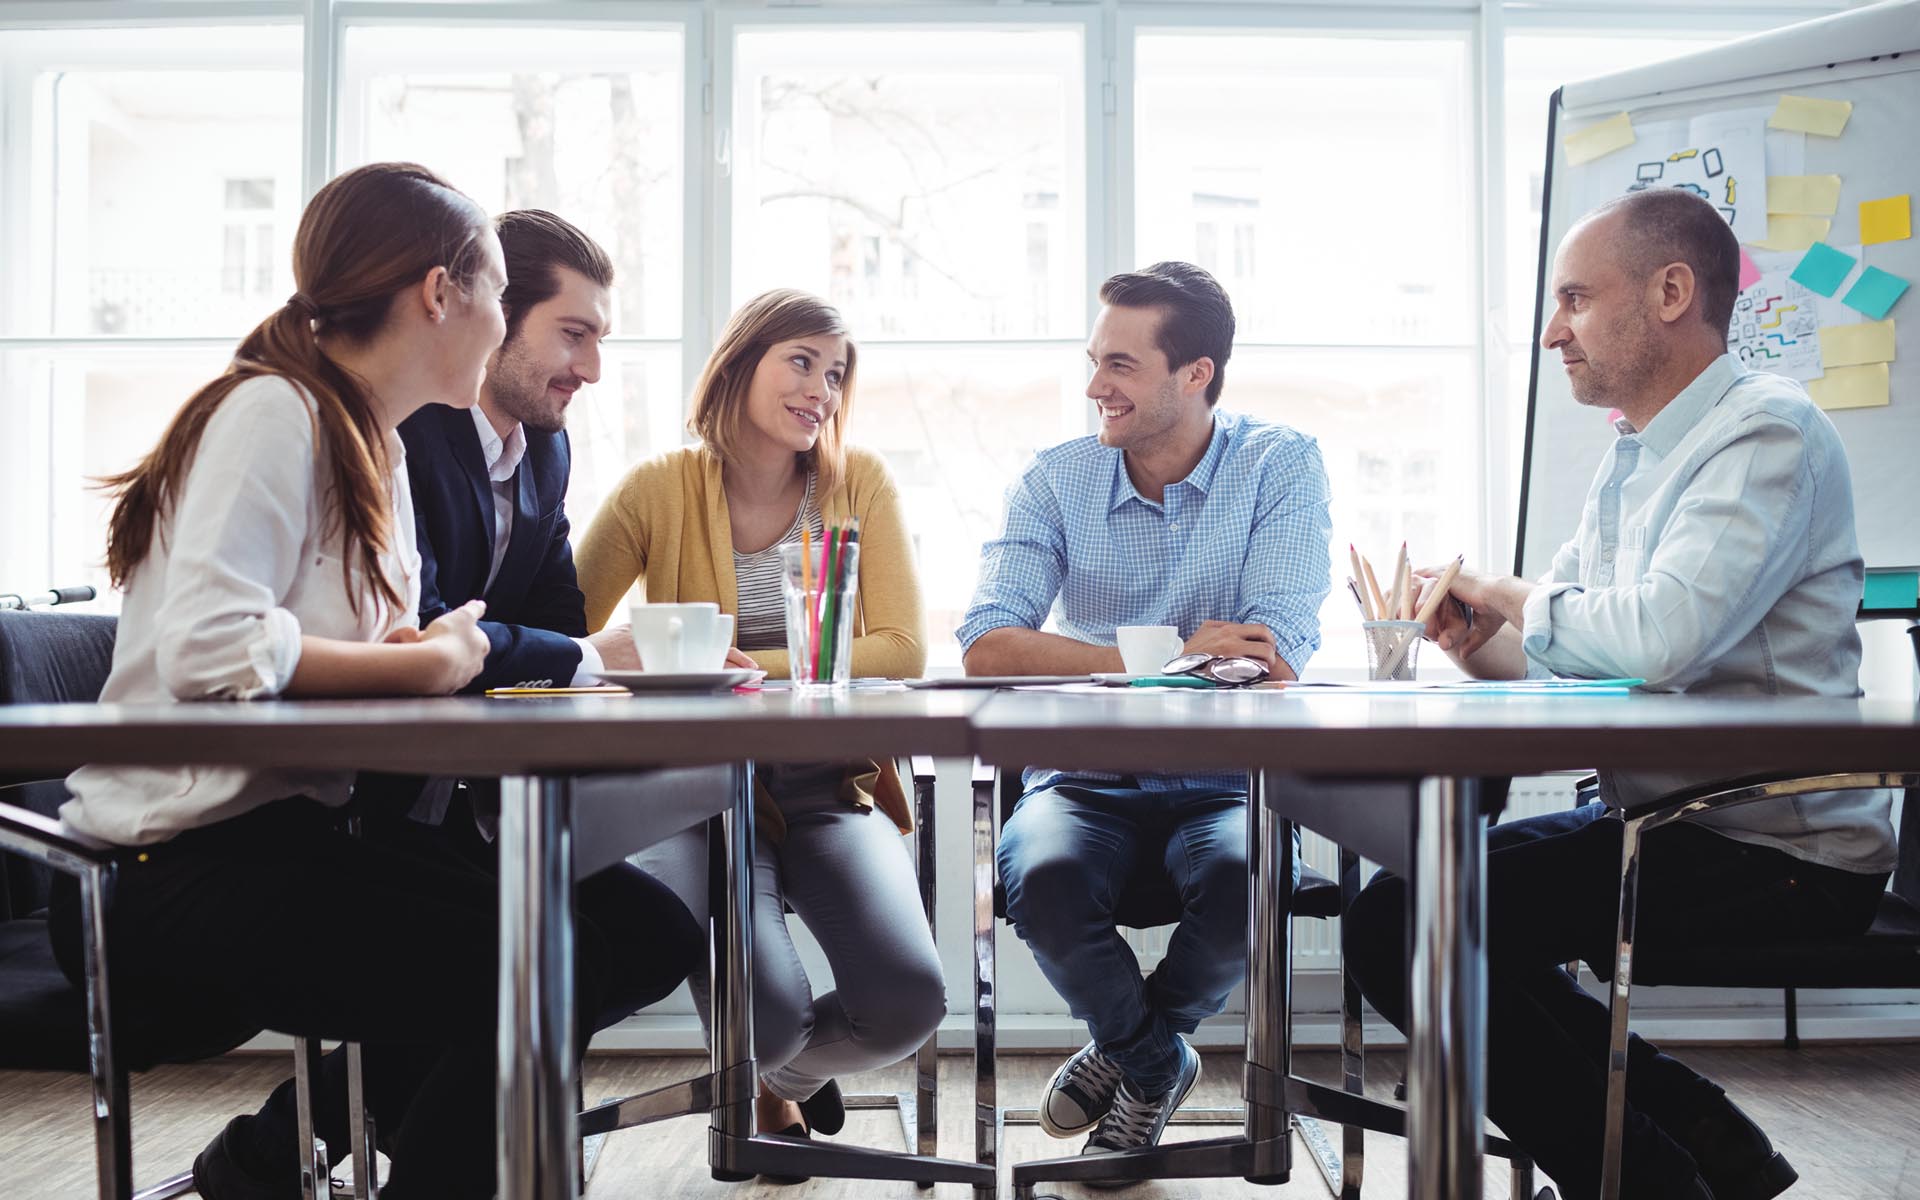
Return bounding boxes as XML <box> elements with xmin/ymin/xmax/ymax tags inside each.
<box><xmin>1359</xmin><ymin>553</ymin><xmax>1388</xmax><ymax>619</ymax></box>
<box><xmin>1348</xmin><ymin>545</ymin><xmax>1376</xmax><ymax>619</ymax></box>
<box><xmin>1412</xmin><ymin>555</ymin><xmax>1466</xmax><ymax>627</ymax></box>
<box><xmin>801</xmin><ymin>524</ymin><xmax>816</xmax><ymax>651</ymax></box>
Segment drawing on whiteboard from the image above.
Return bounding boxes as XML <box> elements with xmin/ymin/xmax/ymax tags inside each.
<box><xmin>1581</xmin><ymin>111</ymin><xmax>1770</xmax><ymax>244</ymax></box>
<box><xmin>1728</xmin><ymin>272</ymin><xmax>1824</xmax><ymax>382</ymax></box>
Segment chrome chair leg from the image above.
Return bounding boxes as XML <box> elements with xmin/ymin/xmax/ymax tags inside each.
<box><xmin>972</xmin><ymin>765</ymin><xmax>998</xmax><ymax>1200</ymax></box>
<box><xmin>913</xmin><ymin>760</ymin><xmax>940</xmax><ymax>1170</ymax></box>
<box><xmin>1338</xmin><ymin>845</ymin><xmax>1366</xmax><ymax>1200</ymax></box>
<box><xmin>1599</xmin><ymin>815</ymin><xmax>1646</xmax><ymax>1200</ymax></box>
<box><xmin>80</xmin><ymin>862</ymin><xmax>132</xmax><ymax>1200</ymax></box>
<box><xmin>293</xmin><ymin>1036</ymin><xmax>328</xmax><ymax>1200</ymax></box>
<box><xmin>347</xmin><ymin>1042</ymin><xmax>378</xmax><ymax>1197</ymax></box>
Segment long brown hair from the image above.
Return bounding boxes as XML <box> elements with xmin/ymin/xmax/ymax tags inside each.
<box><xmin>688</xmin><ymin>289</ymin><xmax>857</xmax><ymax>498</ymax></box>
<box><xmin>102</xmin><ymin>162</ymin><xmax>491</xmax><ymax>618</ymax></box>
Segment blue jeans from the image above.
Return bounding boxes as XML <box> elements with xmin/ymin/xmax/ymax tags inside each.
<box><xmin>998</xmin><ymin>781</ymin><xmax>1283</xmax><ymax>1095</ymax></box>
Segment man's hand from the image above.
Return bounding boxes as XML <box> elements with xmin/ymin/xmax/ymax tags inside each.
<box><xmin>588</xmin><ymin>623</ymin><xmax>641</xmax><ymax>672</ymax></box>
<box><xmin>1413</xmin><ymin>566</ymin><xmax>1504</xmax><ymax>661</ymax></box>
<box><xmin>1183</xmin><ymin>619</ymin><xmax>1279</xmax><ymax>669</ymax></box>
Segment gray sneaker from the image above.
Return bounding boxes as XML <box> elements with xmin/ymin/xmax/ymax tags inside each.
<box><xmin>1039</xmin><ymin>1040</ymin><xmax>1127</xmax><ymax>1138</ymax></box>
<box><xmin>1079</xmin><ymin>1037</ymin><xmax>1202</xmax><ymax>1188</ymax></box>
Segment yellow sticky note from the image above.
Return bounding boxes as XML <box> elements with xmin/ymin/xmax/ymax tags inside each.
<box><xmin>1769</xmin><ymin>94</ymin><xmax>1853</xmax><ymax>137</ymax></box>
<box><xmin>1752</xmin><ymin>215</ymin><xmax>1831</xmax><ymax>252</ymax></box>
<box><xmin>1818</xmin><ymin>320</ymin><xmax>1897</xmax><ymax>368</ymax></box>
<box><xmin>1767</xmin><ymin>175</ymin><xmax>1842</xmax><ymax>215</ymax></box>
<box><xmin>1565</xmin><ymin>113</ymin><xmax>1635</xmax><ymax>166</ymax></box>
<box><xmin>1860</xmin><ymin>195</ymin><xmax>1912</xmax><ymax>245</ymax></box>
<box><xmin>1807</xmin><ymin>362</ymin><xmax>1890</xmax><ymax>411</ymax></box>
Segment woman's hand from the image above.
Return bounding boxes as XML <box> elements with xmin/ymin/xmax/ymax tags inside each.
<box><xmin>416</xmin><ymin>599</ymin><xmax>490</xmax><ymax>693</ymax></box>
<box><xmin>724</xmin><ymin>646</ymin><xmax>760</xmax><ymax>670</ymax></box>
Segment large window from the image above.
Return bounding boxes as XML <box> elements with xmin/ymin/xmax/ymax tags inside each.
<box><xmin>0</xmin><ymin>2</ymin><xmax>1848</xmax><ymax>669</ymax></box>
<box><xmin>730</xmin><ymin>23</ymin><xmax>1088</xmax><ymax>664</ymax></box>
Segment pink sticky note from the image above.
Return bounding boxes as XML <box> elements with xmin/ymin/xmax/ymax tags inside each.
<box><xmin>1738</xmin><ymin>247</ymin><xmax>1763</xmax><ymax>290</ymax></box>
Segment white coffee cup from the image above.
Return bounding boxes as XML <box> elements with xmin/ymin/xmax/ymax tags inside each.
<box><xmin>1116</xmin><ymin>624</ymin><xmax>1183</xmax><ymax>675</ymax></box>
<box><xmin>629</xmin><ymin>602</ymin><xmax>729</xmax><ymax>673</ymax></box>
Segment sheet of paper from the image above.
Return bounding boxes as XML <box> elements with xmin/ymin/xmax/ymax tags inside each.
<box><xmin>1729</xmin><ymin>268</ymin><xmax>1825</xmax><ymax>382</ymax></box>
<box><xmin>1843</xmin><ymin>267</ymin><xmax>1912</xmax><ymax>320</ymax></box>
<box><xmin>1859</xmin><ymin>195</ymin><xmax>1912</xmax><ymax>245</ymax></box>
<box><xmin>1565</xmin><ymin>112</ymin><xmax>1635</xmax><ymax>165</ymax></box>
<box><xmin>1571</xmin><ymin>112</ymin><xmax>1767</xmax><ymax>243</ymax></box>
<box><xmin>1863</xmin><ymin>571</ymin><xmax>1920</xmax><ymax>611</ymax></box>
<box><xmin>1766</xmin><ymin>174</ymin><xmax>1842</xmax><ymax>215</ymax></box>
<box><xmin>1806</xmin><ymin>362</ymin><xmax>1890</xmax><ymax>411</ymax></box>
<box><xmin>1737</xmin><ymin>247</ymin><xmax>1763</xmax><ymax>290</ymax></box>
<box><xmin>1818</xmin><ymin>320</ymin><xmax>1896</xmax><ymax>368</ymax></box>
<box><xmin>1753</xmin><ymin>215</ymin><xmax>1830</xmax><ymax>252</ymax></box>
<box><xmin>1768</xmin><ymin>94</ymin><xmax>1853</xmax><ymax>137</ymax></box>
<box><xmin>1682</xmin><ymin>110</ymin><xmax>1770</xmax><ymax>244</ymax></box>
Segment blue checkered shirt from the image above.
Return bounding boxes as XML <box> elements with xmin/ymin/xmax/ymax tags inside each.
<box><xmin>958</xmin><ymin>410</ymin><xmax>1332</xmax><ymax>793</ymax></box>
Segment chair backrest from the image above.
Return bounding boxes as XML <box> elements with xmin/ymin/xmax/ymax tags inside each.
<box><xmin>0</xmin><ymin>610</ymin><xmax>118</xmax><ymax>920</ymax></box>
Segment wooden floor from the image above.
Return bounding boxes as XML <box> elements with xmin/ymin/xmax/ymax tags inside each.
<box><xmin>4</xmin><ymin>1045</ymin><xmax>1919</xmax><ymax>1198</ymax></box>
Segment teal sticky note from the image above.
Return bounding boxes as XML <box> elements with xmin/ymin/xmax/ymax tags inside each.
<box><xmin>1863</xmin><ymin>571</ymin><xmax>1919</xmax><ymax>610</ymax></box>
<box><xmin>1842</xmin><ymin>266</ymin><xmax>1911</xmax><ymax>320</ymax></box>
<box><xmin>1789</xmin><ymin>241</ymin><xmax>1858</xmax><ymax>297</ymax></box>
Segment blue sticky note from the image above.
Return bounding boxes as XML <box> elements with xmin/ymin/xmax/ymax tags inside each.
<box><xmin>1788</xmin><ymin>241</ymin><xmax>1858</xmax><ymax>296</ymax></box>
<box><xmin>1863</xmin><ymin>571</ymin><xmax>1919</xmax><ymax>611</ymax></box>
<box><xmin>1842</xmin><ymin>266</ymin><xmax>1911</xmax><ymax>320</ymax></box>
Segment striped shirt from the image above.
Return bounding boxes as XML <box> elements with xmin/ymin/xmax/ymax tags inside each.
<box><xmin>734</xmin><ymin>472</ymin><xmax>823</xmax><ymax>653</ymax></box>
<box><xmin>958</xmin><ymin>410</ymin><xmax>1333</xmax><ymax>794</ymax></box>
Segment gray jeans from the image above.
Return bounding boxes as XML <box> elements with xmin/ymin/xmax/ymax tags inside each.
<box><xmin>631</xmin><ymin>803</ymin><xmax>947</xmax><ymax>1102</ymax></box>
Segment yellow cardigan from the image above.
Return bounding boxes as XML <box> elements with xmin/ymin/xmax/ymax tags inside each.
<box><xmin>575</xmin><ymin>443</ymin><xmax>927</xmax><ymax>837</ymax></box>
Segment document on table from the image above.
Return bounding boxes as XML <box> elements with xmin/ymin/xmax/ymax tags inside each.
<box><xmin>1277</xmin><ymin>678</ymin><xmax>1644</xmax><ymax>695</ymax></box>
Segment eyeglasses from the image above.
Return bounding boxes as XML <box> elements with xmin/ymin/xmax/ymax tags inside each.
<box><xmin>1159</xmin><ymin>652</ymin><xmax>1271</xmax><ymax>686</ymax></box>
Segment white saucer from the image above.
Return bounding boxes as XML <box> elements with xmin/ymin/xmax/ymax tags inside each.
<box><xmin>598</xmin><ymin>668</ymin><xmax>762</xmax><ymax>693</ymax></box>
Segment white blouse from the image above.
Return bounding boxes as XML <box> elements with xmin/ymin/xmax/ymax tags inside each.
<box><xmin>62</xmin><ymin>374</ymin><xmax>421</xmax><ymax>846</ymax></box>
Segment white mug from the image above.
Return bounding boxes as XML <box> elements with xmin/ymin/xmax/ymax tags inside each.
<box><xmin>1116</xmin><ymin>624</ymin><xmax>1183</xmax><ymax>675</ymax></box>
<box><xmin>629</xmin><ymin>602</ymin><xmax>727</xmax><ymax>673</ymax></box>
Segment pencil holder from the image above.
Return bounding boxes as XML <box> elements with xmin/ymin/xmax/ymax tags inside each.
<box><xmin>781</xmin><ymin>540</ymin><xmax>859</xmax><ymax>690</ymax></box>
<box><xmin>1363</xmin><ymin>619</ymin><xmax>1424</xmax><ymax>681</ymax></box>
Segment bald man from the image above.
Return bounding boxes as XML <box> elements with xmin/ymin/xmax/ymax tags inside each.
<box><xmin>1343</xmin><ymin>188</ymin><xmax>1895</xmax><ymax>1200</ymax></box>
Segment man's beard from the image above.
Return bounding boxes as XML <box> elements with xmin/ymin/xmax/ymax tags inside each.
<box><xmin>489</xmin><ymin>340</ymin><xmax>567</xmax><ymax>434</ymax></box>
<box><xmin>1569</xmin><ymin>311</ymin><xmax>1657</xmax><ymax>410</ymax></box>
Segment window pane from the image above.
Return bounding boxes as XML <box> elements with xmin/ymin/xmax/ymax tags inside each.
<box><xmin>564</xmin><ymin>346</ymin><xmax>683</xmax><ymax>543</ymax></box>
<box><xmin>1135</xmin><ymin>31</ymin><xmax>1473</xmax><ymax>346</ymax></box>
<box><xmin>853</xmin><ymin>343</ymin><xmax>1089</xmax><ymax>667</ymax></box>
<box><xmin>732</xmin><ymin>28</ymin><xmax>1085</xmax><ymax>339</ymax></box>
<box><xmin>1228</xmin><ymin>347</ymin><xmax>1478</xmax><ymax>671</ymax></box>
<box><xmin>339</xmin><ymin>25</ymin><xmax>684</xmax><ymax>338</ymax></box>
<box><xmin>0</xmin><ymin>27</ymin><xmax>302</xmax><ymax>337</ymax></box>
<box><xmin>0</xmin><ymin>347</ymin><xmax>233</xmax><ymax>601</ymax></box>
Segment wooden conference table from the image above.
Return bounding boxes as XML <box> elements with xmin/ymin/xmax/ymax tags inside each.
<box><xmin>4</xmin><ymin>686</ymin><xmax>1919</xmax><ymax>1200</ymax></box>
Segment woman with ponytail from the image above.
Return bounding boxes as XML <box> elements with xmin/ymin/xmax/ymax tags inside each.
<box><xmin>49</xmin><ymin>163</ymin><xmax>597</xmax><ymax>1198</ymax></box>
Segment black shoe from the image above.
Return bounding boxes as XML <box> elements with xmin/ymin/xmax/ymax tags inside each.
<box><xmin>1675</xmin><ymin>1095</ymin><xmax>1797</xmax><ymax>1200</ymax></box>
<box><xmin>799</xmin><ymin>1078</ymin><xmax>846</xmax><ymax>1137</ymax></box>
<box><xmin>759</xmin><ymin>1123</ymin><xmax>812</xmax><ymax>1186</ymax></box>
<box><xmin>192</xmin><ymin>1116</ymin><xmax>300</xmax><ymax>1200</ymax></box>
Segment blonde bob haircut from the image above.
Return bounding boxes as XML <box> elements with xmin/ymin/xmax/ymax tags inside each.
<box><xmin>688</xmin><ymin>289</ymin><xmax>857</xmax><ymax>498</ymax></box>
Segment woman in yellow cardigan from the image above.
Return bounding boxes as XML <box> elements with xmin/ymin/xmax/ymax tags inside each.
<box><xmin>576</xmin><ymin>289</ymin><xmax>945</xmax><ymax>1150</ymax></box>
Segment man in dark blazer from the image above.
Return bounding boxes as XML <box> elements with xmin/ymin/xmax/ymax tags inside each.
<box><xmin>193</xmin><ymin>212</ymin><xmax>702</xmax><ymax>1199</ymax></box>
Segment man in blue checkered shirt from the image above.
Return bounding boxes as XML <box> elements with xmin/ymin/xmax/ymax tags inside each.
<box><xmin>958</xmin><ymin>261</ymin><xmax>1332</xmax><ymax>1165</ymax></box>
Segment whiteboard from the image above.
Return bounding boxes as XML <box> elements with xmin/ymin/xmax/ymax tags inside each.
<box><xmin>1517</xmin><ymin>2</ymin><xmax>1920</xmax><ymax>596</ymax></box>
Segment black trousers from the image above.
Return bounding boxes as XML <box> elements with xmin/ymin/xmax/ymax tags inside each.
<box><xmin>1341</xmin><ymin>800</ymin><xmax>1887</xmax><ymax>1200</ymax></box>
<box><xmin>51</xmin><ymin>797</ymin><xmax>700</xmax><ymax>1198</ymax></box>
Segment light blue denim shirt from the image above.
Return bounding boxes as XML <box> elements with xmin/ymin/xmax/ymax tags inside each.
<box><xmin>958</xmin><ymin>410</ymin><xmax>1332</xmax><ymax>793</ymax></box>
<box><xmin>1523</xmin><ymin>353</ymin><xmax>1895</xmax><ymax>873</ymax></box>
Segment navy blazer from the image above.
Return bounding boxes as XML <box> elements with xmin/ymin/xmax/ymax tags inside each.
<box><xmin>399</xmin><ymin>402</ymin><xmax>587</xmax><ymax>692</ymax></box>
